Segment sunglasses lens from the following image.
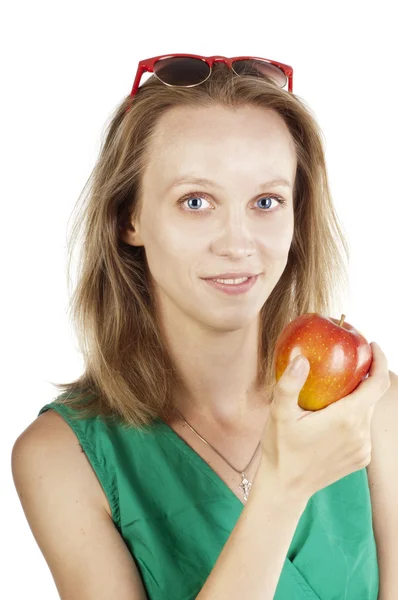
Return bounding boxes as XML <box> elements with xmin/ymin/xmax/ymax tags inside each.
<box><xmin>232</xmin><ymin>59</ymin><xmax>287</xmax><ymax>88</ymax></box>
<box><xmin>153</xmin><ymin>57</ymin><xmax>211</xmax><ymax>86</ymax></box>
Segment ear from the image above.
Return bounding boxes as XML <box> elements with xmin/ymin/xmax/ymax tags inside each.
<box><xmin>119</xmin><ymin>220</ymin><xmax>145</xmax><ymax>247</ymax></box>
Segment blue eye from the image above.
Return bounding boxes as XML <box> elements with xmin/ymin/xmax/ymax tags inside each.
<box><xmin>186</xmin><ymin>196</ymin><xmax>206</xmax><ymax>210</ymax></box>
<box><xmin>178</xmin><ymin>192</ymin><xmax>287</xmax><ymax>213</ymax></box>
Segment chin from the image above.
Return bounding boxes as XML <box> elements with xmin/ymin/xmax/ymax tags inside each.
<box><xmin>203</xmin><ymin>311</ymin><xmax>258</xmax><ymax>332</ymax></box>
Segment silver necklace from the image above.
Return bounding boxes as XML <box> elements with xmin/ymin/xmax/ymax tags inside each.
<box><xmin>172</xmin><ymin>405</ymin><xmax>261</xmax><ymax>502</ymax></box>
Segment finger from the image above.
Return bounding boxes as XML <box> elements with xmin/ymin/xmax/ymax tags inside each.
<box><xmin>273</xmin><ymin>355</ymin><xmax>310</xmax><ymax>418</ymax></box>
<box><xmin>363</xmin><ymin>341</ymin><xmax>390</xmax><ymax>401</ymax></box>
<box><xmin>347</xmin><ymin>341</ymin><xmax>390</xmax><ymax>411</ymax></box>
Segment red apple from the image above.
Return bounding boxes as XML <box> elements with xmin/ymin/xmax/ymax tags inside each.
<box><xmin>274</xmin><ymin>313</ymin><xmax>373</xmax><ymax>411</ymax></box>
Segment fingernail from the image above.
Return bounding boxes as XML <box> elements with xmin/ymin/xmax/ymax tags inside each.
<box><xmin>289</xmin><ymin>356</ymin><xmax>307</xmax><ymax>376</ymax></box>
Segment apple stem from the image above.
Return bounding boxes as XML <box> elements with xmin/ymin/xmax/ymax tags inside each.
<box><xmin>339</xmin><ymin>314</ymin><xmax>346</xmax><ymax>327</ymax></box>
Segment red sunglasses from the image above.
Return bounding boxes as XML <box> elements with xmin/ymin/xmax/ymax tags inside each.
<box><xmin>125</xmin><ymin>53</ymin><xmax>293</xmax><ymax>114</ymax></box>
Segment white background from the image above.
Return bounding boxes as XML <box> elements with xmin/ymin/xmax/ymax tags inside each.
<box><xmin>2</xmin><ymin>0</ymin><xmax>397</xmax><ymax>597</ymax></box>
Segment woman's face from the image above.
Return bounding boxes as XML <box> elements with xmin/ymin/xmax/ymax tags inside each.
<box><xmin>126</xmin><ymin>104</ymin><xmax>297</xmax><ymax>332</ymax></box>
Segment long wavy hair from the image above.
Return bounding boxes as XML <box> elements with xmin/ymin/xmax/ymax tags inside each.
<box><xmin>49</xmin><ymin>63</ymin><xmax>350</xmax><ymax>430</ymax></box>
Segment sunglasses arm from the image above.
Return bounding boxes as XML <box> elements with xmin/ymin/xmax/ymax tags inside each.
<box><xmin>130</xmin><ymin>63</ymin><xmax>149</xmax><ymax>98</ymax></box>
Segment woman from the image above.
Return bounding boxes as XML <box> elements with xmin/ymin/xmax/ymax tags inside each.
<box><xmin>11</xmin><ymin>54</ymin><xmax>392</xmax><ymax>599</ymax></box>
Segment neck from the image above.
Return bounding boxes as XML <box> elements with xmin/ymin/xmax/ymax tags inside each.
<box><xmin>159</xmin><ymin>311</ymin><xmax>269</xmax><ymax>430</ymax></box>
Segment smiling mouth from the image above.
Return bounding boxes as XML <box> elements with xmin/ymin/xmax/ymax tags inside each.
<box><xmin>202</xmin><ymin>274</ymin><xmax>260</xmax><ymax>295</ymax></box>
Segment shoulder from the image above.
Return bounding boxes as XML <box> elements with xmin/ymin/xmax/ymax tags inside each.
<box><xmin>11</xmin><ymin>408</ymin><xmax>112</xmax><ymax>518</ymax></box>
<box><xmin>367</xmin><ymin>367</ymin><xmax>398</xmax><ymax>457</ymax></box>
<box><xmin>11</xmin><ymin>411</ymin><xmax>148</xmax><ymax>599</ymax></box>
<box><xmin>369</xmin><ymin>369</ymin><xmax>398</xmax><ymax>424</ymax></box>
<box><xmin>368</xmin><ymin>369</ymin><xmax>398</xmax><ymax>455</ymax></box>
<box><xmin>13</xmin><ymin>407</ymin><xmax>88</xmax><ymax>457</ymax></box>
<box><xmin>366</xmin><ymin>370</ymin><xmax>398</xmax><ymax>593</ymax></box>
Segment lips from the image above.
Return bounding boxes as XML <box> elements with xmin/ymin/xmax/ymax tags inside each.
<box><xmin>203</xmin><ymin>272</ymin><xmax>259</xmax><ymax>280</ymax></box>
<box><xmin>203</xmin><ymin>274</ymin><xmax>259</xmax><ymax>295</ymax></box>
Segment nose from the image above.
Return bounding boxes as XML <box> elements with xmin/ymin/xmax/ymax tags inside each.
<box><xmin>211</xmin><ymin>218</ymin><xmax>256</xmax><ymax>260</ymax></box>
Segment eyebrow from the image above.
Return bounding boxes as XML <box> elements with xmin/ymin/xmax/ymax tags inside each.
<box><xmin>167</xmin><ymin>175</ymin><xmax>293</xmax><ymax>192</ymax></box>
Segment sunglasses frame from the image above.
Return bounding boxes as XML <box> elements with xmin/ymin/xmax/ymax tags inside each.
<box><xmin>126</xmin><ymin>53</ymin><xmax>294</xmax><ymax>113</ymax></box>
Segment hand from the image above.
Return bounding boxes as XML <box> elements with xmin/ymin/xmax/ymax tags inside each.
<box><xmin>258</xmin><ymin>342</ymin><xmax>391</xmax><ymax>500</ymax></box>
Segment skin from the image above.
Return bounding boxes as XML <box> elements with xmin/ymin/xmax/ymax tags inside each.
<box><xmin>122</xmin><ymin>104</ymin><xmax>297</xmax><ymax>434</ymax></box>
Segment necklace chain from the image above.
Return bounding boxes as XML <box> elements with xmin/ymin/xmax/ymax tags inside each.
<box><xmin>172</xmin><ymin>405</ymin><xmax>261</xmax><ymax>501</ymax></box>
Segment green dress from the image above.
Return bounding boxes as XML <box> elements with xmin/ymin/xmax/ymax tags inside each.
<box><xmin>38</xmin><ymin>397</ymin><xmax>379</xmax><ymax>600</ymax></box>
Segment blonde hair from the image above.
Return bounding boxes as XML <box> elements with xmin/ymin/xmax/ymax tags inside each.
<box><xmin>50</xmin><ymin>64</ymin><xmax>350</xmax><ymax>430</ymax></box>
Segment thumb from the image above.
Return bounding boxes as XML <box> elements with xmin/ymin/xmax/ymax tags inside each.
<box><xmin>273</xmin><ymin>355</ymin><xmax>310</xmax><ymax>413</ymax></box>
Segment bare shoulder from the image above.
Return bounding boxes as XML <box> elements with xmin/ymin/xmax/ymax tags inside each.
<box><xmin>11</xmin><ymin>409</ymin><xmax>148</xmax><ymax>599</ymax></box>
<box><xmin>13</xmin><ymin>408</ymin><xmax>112</xmax><ymax>517</ymax></box>
<box><xmin>366</xmin><ymin>370</ymin><xmax>398</xmax><ymax>595</ymax></box>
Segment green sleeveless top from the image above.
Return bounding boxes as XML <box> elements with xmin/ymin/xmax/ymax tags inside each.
<box><xmin>38</xmin><ymin>398</ymin><xmax>379</xmax><ymax>600</ymax></box>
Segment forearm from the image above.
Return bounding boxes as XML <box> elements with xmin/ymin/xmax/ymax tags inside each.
<box><xmin>196</xmin><ymin>463</ymin><xmax>309</xmax><ymax>600</ymax></box>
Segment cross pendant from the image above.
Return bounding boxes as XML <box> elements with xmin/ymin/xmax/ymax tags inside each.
<box><xmin>239</xmin><ymin>472</ymin><xmax>252</xmax><ymax>501</ymax></box>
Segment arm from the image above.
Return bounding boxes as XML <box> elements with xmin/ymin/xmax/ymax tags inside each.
<box><xmin>196</xmin><ymin>460</ymin><xmax>309</xmax><ymax>600</ymax></box>
<box><xmin>367</xmin><ymin>370</ymin><xmax>398</xmax><ymax>600</ymax></box>
<box><xmin>11</xmin><ymin>410</ymin><xmax>148</xmax><ymax>600</ymax></box>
